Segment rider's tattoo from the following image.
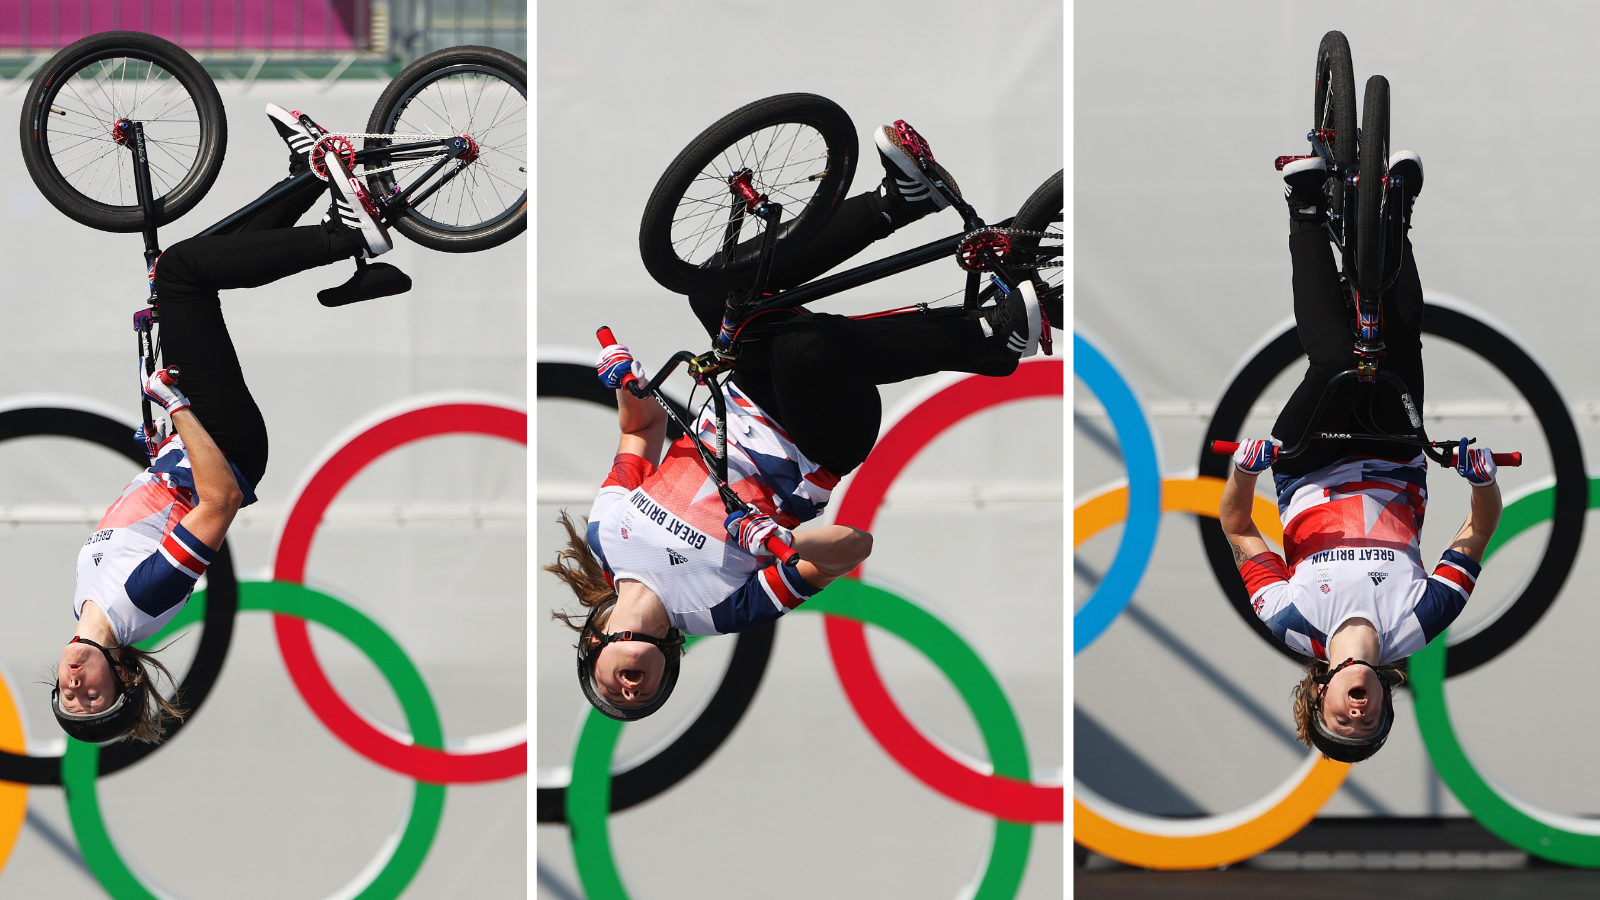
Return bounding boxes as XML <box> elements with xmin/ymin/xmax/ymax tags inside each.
<box><xmin>1230</xmin><ymin>540</ymin><xmax>1249</xmax><ymax>570</ymax></box>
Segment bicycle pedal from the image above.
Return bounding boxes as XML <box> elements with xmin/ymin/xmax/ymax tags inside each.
<box><xmin>1275</xmin><ymin>154</ymin><xmax>1316</xmax><ymax>171</ymax></box>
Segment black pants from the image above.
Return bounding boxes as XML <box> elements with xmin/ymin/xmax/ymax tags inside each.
<box><xmin>153</xmin><ymin>176</ymin><xmax>358</xmax><ymax>489</ymax></box>
<box><xmin>1270</xmin><ymin>228</ymin><xmax>1426</xmax><ymax>477</ymax></box>
<box><xmin>687</xmin><ymin>191</ymin><xmax>1015</xmax><ymax>476</ymax></box>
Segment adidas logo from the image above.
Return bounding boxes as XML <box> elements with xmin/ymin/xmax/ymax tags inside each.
<box><xmin>667</xmin><ymin>549</ymin><xmax>687</xmax><ymax>566</ymax></box>
<box><xmin>894</xmin><ymin>177</ymin><xmax>930</xmax><ymax>200</ymax></box>
<box><xmin>1369</xmin><ymin>572</ymin><xmax>1388</xmax><ymax>586</ymax></box>
<box><xmin>1006</xmin><ymin>333</ymin><xmax>1028</xmax><ymax>353</ymax></box>
<box><xmin>92</xmin><ymin>553</ymin><xmax>103</xmax><ymax>566</ymax></box>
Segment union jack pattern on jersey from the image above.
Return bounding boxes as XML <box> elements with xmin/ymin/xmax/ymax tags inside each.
<box><xmin>73</xmin><ymin>435</ymin><xmax>257</xmax><ymax>646</ymax></box>
<box><xmin>585</xmin><ymin>385</ymin><xmax>835</xmax><ymax>636</ymax></box>
<box><xmin>1235</xmin><ymin>454</ymin><xmax>1479</xmax><ymax>663</ymax></box>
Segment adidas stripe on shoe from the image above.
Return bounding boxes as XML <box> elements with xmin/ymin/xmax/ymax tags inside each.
<box><xmin>323</xmin><ymin>152</ymin><xmax>392</xmax><ymax>256</ymax></box>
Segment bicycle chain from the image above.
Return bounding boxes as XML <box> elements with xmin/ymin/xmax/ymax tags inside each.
<box><xmin>956</xmin><ymin>227</ymin><xmax>1063</xmax><ymax>271</ymax></box>
<box><xmin>314</xmin><ymin>132</ymin><xmax>457</xmax><ymax>179</ymax></box>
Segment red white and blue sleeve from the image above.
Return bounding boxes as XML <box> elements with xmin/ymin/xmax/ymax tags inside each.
<box><xmin>705</xmin><ymin>562</ymin><xmax>822</xmax><ymax>634</ymax></box>
<box><xmin>1240</xmin><ymin>550</ymin><xmax>1329</xmax><ymax>659</ymax></box>
<box><xmin>1414</xmin><ymin>549</ymin><xmax>1481</xmax><ymax>643</ymax></box>
<box><xmin>124</xmin><ymin>522</ymin><xmax>214</xmax><ymax>618</ymax></box>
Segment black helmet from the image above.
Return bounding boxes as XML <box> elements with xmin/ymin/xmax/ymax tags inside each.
<box><xmin>576</xmin><ymin>616</ymin><xmax>684</xmax><ymax>721</ymax></box>
<box><xmin>52</xmin><ymin>637</ymin><xmax>143</xmax><ymax>744</ymax></box>
<box><xmin>1308</xmin><ymin>657</ymin><xmax>1402</xmax><ymax>764</ymax></box>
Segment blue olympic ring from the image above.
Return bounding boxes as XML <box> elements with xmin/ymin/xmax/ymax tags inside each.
<box><xmin>1073</xmin><ymin>332</ymin><xmax>1161</xmax><ymax>652</ymax></box>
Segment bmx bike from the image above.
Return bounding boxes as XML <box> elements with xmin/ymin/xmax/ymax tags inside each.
<box><xmin>601</xmin><ymin>93</ymin><xmax>1063</xmax><ymax>565</ymax></box>
<box><xmin>17</xmin><ymin>32</ymin><xmax>525</xmax><ymax>447</ymax></box>
<box><xmin>1215</xmin><ymin>31</ymin><xmax>1519</xmax><ymax>472</ymax></box>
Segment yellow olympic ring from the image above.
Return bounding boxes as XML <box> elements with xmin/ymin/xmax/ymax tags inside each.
<box><xmin>0</xmin><ymin>667</ymin><xmax>28</xmax><ymax>869</ymax></box>
<box><xmin>1073</xmin><ymin>475</ymin><xmax>1349</xmax><ymax>869</ymax></box>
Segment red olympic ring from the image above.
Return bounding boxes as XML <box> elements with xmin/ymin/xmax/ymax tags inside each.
<box><xmin>272</xmin><ymin>398</ymin><xmax>527</xmax><ymax>783</ymax></box>
<box><xmin>829</xmin><ymin>359</ymin><xmax>1064</xmax><ymax>823</ymax></box>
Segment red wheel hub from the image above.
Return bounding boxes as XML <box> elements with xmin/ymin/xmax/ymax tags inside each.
<box><xmin>456</xmin><ymin>133</ymin><xmax>480</xmax><ymax>164</ymax></box>
<box><xmin>111</xmin><ymin>119</ymin><xmax>134</xmax><ymax>148</ymax></box>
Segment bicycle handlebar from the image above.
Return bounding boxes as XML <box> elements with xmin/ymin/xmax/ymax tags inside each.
<box><xmin>1210</xmin><ymin>440</ymin><xmax>1522</xmax><ymax>467</ymax></box>
<box><xmin>767</xmin><ymin>536</ymin><xmax>800</xmax><ymax>567</ymax></box>
<box><xmin>595</xmin><ymin>326</ymin><xmax>640</xmax><ymax>393</ymax></box>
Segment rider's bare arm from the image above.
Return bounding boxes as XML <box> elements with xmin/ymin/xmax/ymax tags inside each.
<box><xmin>1220</xmin><ymin>466</ymin><xmax>1271</xmax><ymax>569</ymax></box>
<box><xmin>615</xmin><ymin>383</ymin><xmax>668</xmax><ymax>464</ymax></box>
<box><xmin>792</xmin><ymin>525</ymin><xmax>873</xmax><ymax>591</ymax></box>
<box><xmin>1447</xmin><ymin>482</ymin><xmax>1503</xmax><ymax>564</ymax></box>
<box><xmin>168</xmin><ymin>408</ymin><xmax>244</xmax><ymax>551</ymax></box>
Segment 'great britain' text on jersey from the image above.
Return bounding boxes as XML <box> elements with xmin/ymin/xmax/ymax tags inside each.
<box><xmin>628</xmin><ymin>490</ymin><xmax>708</xmax><ymax>550</ymax></box>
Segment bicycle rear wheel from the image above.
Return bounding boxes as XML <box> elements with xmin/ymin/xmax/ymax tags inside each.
<box><xmin>638</xmin><ymin>93</ymin><xmax>857</xmax><ymax>295</ymax></box>
<box><xmin>1355</xmin><ymin>75</ymin><xmax>1390</xmax><ymax>295</ymax></box>
<box><xmin>1314</xmin><ymin>31</ymin><xmax>1357</xmax><ymax>246</ymax></box>
<box><xmin>364</xmin><ymin>46</ymin><xmax>526</xmax><ymax>253</ymax></box>
<box><xmin>1009</xmin><ymin>169</ymin><xmax>1062</xmax><ymax>326</ymax></box>
<box><xmin>19</xmin><ymin>31</ymin><xmax>226</xmax><ymax>232</ymax></box>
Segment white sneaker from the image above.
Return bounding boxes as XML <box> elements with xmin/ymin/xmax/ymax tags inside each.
<box><xmin>322</xmin><ymin>151</ymin><xmax>392</xmax><ymax>257</ymax></box>
<box><xmin>265</xmin><ymin>103</ymin><xmax>325</xmax><ymax>172</ymax></box>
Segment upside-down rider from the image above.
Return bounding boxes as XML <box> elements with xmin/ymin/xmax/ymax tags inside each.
<box><xmin>1219</xmin><ymin>147</ymin><xmax>1503</xmax><ymax>763</ymax></box>
<box><xmin>54</xmin><ymin>104</ymin><xmax>417</xmax><ymax>744</ymax></box>
<box><xmin>548</xmin><ymin>121</ymin><xmax>1054</xmax><ymax>720</ymax></box>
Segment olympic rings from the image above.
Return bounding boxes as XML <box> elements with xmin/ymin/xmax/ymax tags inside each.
<box><xmin>1196</xmin><ymin>301</ymin><xmax>1586</xmax><ymax>674</ymax></box>
<box><xmin>271</xmin><ymin>395</ymin><xmax>527</xmax><ymax>783</ymax></box>
<box><xmin>1073</xmin><ymin>334</ymin><xmax>1161</xmax><ymax>652</ymax></box>
<box><xmin>66</xmin><ymin>581</ymin><xmax>446</xmax><ymax>900</ymax></box>
<box><xmin>829</xmin><ymin>359</ymin><xmax>1064</xmax><ymax>822</ymax></box>
<box><xmin>1411</xmin><ymin>477</ymin><xmax>1600</xmax><ymax>865</ymax></box>
<box><xmin>0</xmin><ymin>403</ymin><xmax>238</xmax><ymax>785</ymax></box>
<box><xmin>535</xmin><ymin>361</ymin><xmax>776</xmax><ymax>822</ymax></box>
<box><xmin>567</xmin><ymin>581</ymin><xmax>1035</xmax><ymax>900</ymax></box>
<box><xmin>0</xmin><ymin>668</ymin><xmax>26</xmax><ymax>870</ymax></box>
<box><xmin>1073</xmin><ymin>475</ymin><xmax>1350</xmax><ymax>868</ymax></box>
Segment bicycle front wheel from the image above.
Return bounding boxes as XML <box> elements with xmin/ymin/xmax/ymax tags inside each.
<box><xmin>364</xmin><ymin>46</ymin><xmax>527</xmax><ymax>253</ymax></box>
<box><xmin>1009</xmin><ymin>169</ymin><xmax>1062</xmax><ymax>326</ymax></box>
<box><xmin>19</xmin><ymin>31</ymin><xmax>226</xmax><ymax>232</ymax></box>
<box><xmin>638</xmin><ymin>93</ymin><xmax>857</xmax><ymax>295</ymax></box>
<box><xmin>1354</xmin><ymin>74</ymin><xmax>1390</xmax><ymax>295</ymax></box>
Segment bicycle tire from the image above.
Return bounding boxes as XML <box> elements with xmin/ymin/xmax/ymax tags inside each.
<box><xmin>1354</xmin><ymin>75</ymin><xmax>1390</xmax><ymax>295</ymax></box>
<box><xmin>19</xmin><ymin>31</ymin><xmax>226</xmax><ymax>232</ymax></box>
<box><xmin>1009</xmin><ymin>169</ymin><xmax>1063</xmax><ymax>326</ymax></box>
<box><xmin>1313</xmin><ymin>31</ymin><xmax>1357</xmax><ymax>245</ymax></box>
<box><xmin>638</xmin><ymin>93</ymin><xmax>857</xmax><ymax>295</ymax></box>
<box><xmin>364</xmin><ymin>46</ymin><xmax>526</xmax><ymax>253</ymax></box>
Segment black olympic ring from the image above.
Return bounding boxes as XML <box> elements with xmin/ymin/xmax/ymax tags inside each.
<box><xmin>0</xmin><ymin>406</ymin><xmax>238</xmax><ymax>785</ymax></box>
<box><xmin>1196</xmin><ymin>303</ymin><xmax>1586</xmax><ymax>677</ymax></box>
<box><xmin>535</xmin><ymin>360</ymin><xmax>775</xmax><ymax>823</ymax></box>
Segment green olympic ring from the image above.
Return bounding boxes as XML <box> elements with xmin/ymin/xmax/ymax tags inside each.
<box><xmin>566</xmin><ymin>578</ymin><xmax>1035</xmax><ymax>900</ymax></box>
<box><xmin>1411</xmin><ymin>477</ymin><xmax>1600</xmax><ymax>865</ymax></box>
<box><xmin>62</xmin><ymin>581</ymin><xmax>447</xmax><ymax>900</ymax></box>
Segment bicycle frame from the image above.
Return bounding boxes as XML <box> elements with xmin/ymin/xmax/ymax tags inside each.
<box><xmin>716</xmin><ymin>156</ymin><xmax>1059</xmax><ymax>355</ymax></box>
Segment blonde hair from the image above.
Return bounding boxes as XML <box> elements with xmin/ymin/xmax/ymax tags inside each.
<box><xmin>116</xmin><ymin>643</ymin><xmax>187</xmax><ymax>743</ymax></box>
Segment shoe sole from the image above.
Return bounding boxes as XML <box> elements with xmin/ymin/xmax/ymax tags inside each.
<box><xmin>1013</xmin><ymin>281</ymin><xmax>1041</xmax><ymax>359</ymax></box>
<box><xmin>875</xmin><ymin>127</ymin><xmax>956</xmax><ymax>210</ymax></box>
<box><xmin>327</xmin><ymin>158</ymin><xmax>392</xmax><ymax>256</ymax></box>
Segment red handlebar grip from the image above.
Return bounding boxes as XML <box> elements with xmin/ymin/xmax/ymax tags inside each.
<box><xmin>596</xmin><ymin>326</ymin><xmax>618</xmax><ymax>347</ymax></box>
<box><xmin>1212</xmin><ymin>440</ymin><xmax>1239</xmax><ymax>455</ymax></box>
<box><xmin>159</xmin><ymin>365</ymin><xmax>180</xmax><ymax>385</ymax></box>
<box><xmin>1446</xmin><ymin>451</ymin><xmax>1523</xmax><ymax>468</ymax></box>
<box><xmin>766</xmin><ymin>536</ymin><xmax>800</xmax><ymax>568</ymax></box>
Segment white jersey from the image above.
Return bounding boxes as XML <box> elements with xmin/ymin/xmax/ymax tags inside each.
<box><xmin>73</xmin><ymin>435</ymin><xmax>255</xmax><ymax>646</ymax></box>
<box><xmin>586</xmin><ymin>383</ymin><xmax>836</xmax><ymax>635</ymax></box>
<box><xmin>1242</xmin><ymin>454</ymin><xmax>1480</xmax><ymax>663</ymax></box>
